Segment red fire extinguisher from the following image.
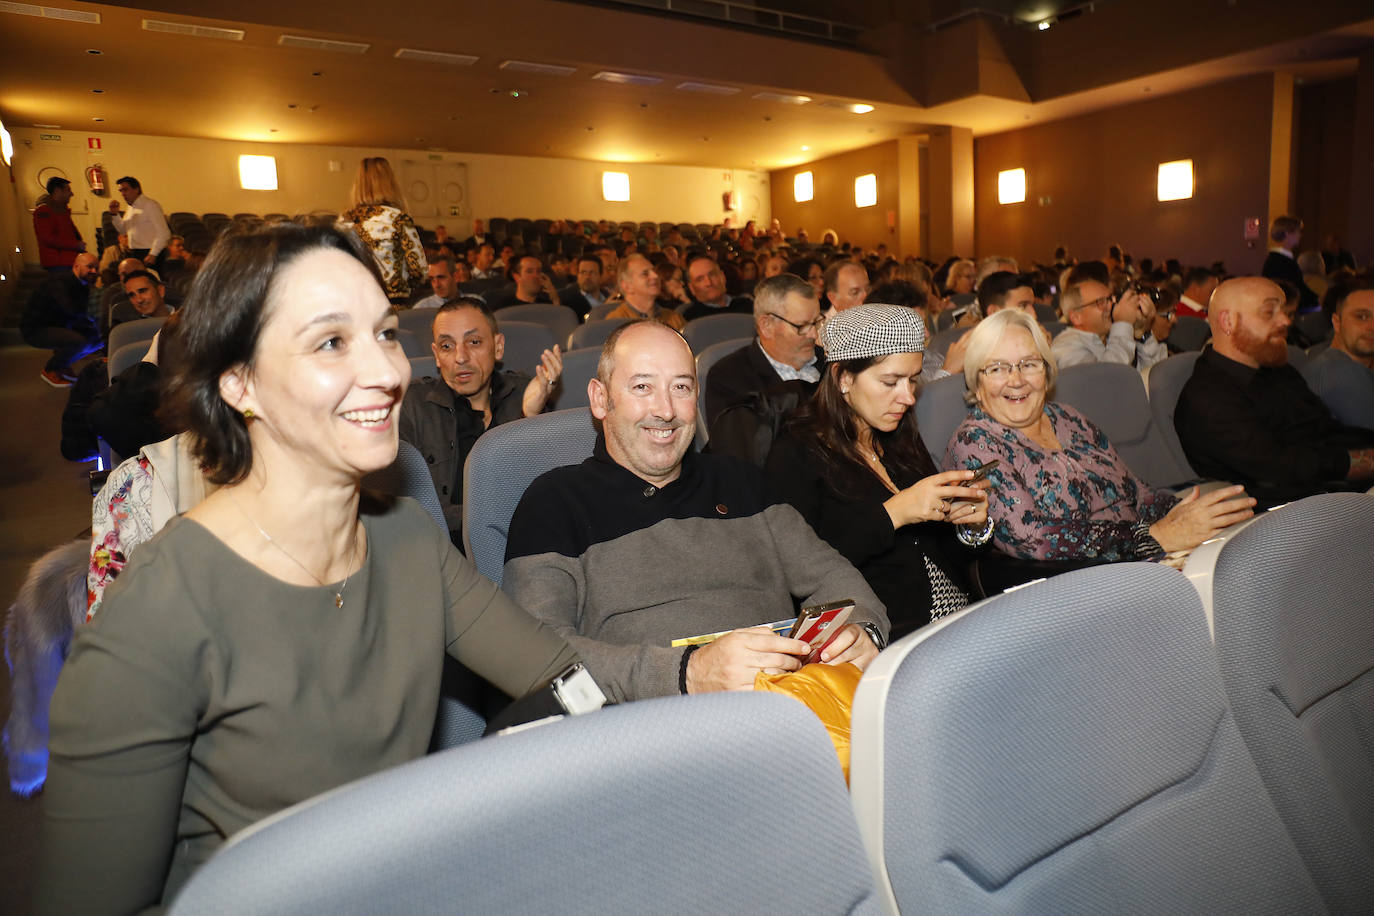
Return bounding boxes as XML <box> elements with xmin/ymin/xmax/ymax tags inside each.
<box><xmin>86</xmin><ymin>164</ymin><xmax>107</xmax><ymax>196</ymax></box>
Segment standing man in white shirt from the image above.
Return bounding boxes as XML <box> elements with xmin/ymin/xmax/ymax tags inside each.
<box><xmin>107</xmin><ymin>176</ymin><xmax>171</xmax><ymax>270</ymax></box>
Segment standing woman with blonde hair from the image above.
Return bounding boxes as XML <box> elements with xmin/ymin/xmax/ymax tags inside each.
<box><xmin>339</xmin><ymin>156</ymin><xmax>427</xmax><ymax>305</ymax></box>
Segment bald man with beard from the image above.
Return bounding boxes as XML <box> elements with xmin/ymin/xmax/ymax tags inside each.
<box><xmin>1174</xmin><ymin>277</ymin><xmax>1374</xmax><ymax>507</ymax></box>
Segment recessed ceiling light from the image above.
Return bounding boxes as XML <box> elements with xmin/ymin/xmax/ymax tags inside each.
<box><xmin>752</xmin><ymin>91</ymin><xmax>811</xmax><ymax>105</ymax></box>
<box><xmin>592</xmin><ymin>70</ymin><xmax>661</xmax><ymax>87</ymax></box>
<box><xmin>91</xmin><ymin>88</ymin><xmax>103</xmax><ymax>93</ymax></box>
<box><xmin>85</xmin><ymin>48</ymin><xmax>101</xmax><ymax>54</ymax></box>
<box><xmin>91</xmin><ymin>117</ymin><xmax>104</xmax><ymax>121</ymax></box>
<box><xmin>801</xmin><ymin>145</ymin><xmax>809</xmax><ymax>151</ymax></box>
<box><xmin>851</xmin><ymin>104</ymin><xmax>875</xmax><ymax>114</ymax></box>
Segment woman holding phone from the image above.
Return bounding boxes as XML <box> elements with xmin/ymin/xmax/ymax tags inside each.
<box><xmin>766</xmin><ymin>304</ymin><xmax>992</xmax><ymax>640</ymax></box>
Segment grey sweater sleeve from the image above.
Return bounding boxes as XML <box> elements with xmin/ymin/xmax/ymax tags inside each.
<box><xmin>759</xmin><ymin>503</ymin><xmax>890</xmax><ymax>640</ymax></box>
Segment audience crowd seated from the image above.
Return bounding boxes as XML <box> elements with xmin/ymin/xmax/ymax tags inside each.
<box><xmin>36</xmin><ymin>222</ymin><xmax>578</xmax><ymax>914</ymax></box>
<box><xmin>946</xmin><ymin>310</ymin><xmax>1256</xmax><ymax>563</ymax></box>
<box><xmin>399</xmin><ymin>297</ymin><xmax>562</xmax><ymax>544</ymax></box>
<box><xmin>14</xmin><ymin>181</ymin><xmax>1374</xmax><ymax>912</ymax></box>
<box><xmin>767</xmin><ymin>305</ymin><xmax>992</xmax><ymax>639</ymax></box>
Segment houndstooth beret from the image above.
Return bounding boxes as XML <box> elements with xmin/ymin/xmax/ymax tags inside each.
<box><xmin>821</xmin><ymin>304</ymin><xmax>927</xmax><ymax>361</ymax></box>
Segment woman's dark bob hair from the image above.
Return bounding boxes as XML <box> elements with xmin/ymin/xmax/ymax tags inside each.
<box><xmin>164</xmin><ymin>219</ymin><xmax>384</xmax><ymax>486</ymax></box>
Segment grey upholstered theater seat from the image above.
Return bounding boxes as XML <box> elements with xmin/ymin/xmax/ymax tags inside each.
<box><xmin>914</xmin><ymin>371</ymin><xmax>971</xmax><ymax>461</ymax></box>
<box><xmin>363</xmin><ymin>441</ymin><xmax>486</xmax><ymax>749</ymax></box>
<box><xmin>584</xmin><ymin>301</ymin><xmax>616</xmax><ymax>322</ymax></box>
<box><xmin>463</xmin><ymin>407</ymin><xmax>599</xmax><ymax>586</ymax></box>
<box><xmin>107</xmin><ymin>316</ymin><xmax>167</xmax><ymax>355</ymax></box>
<box><xmin>1208</xmin><ymin>492</ymin><xmax>1374</xmax><ymax>913</ymax></box>
<box><xmin>693</xmin><ymin>336</ymin><xmax>753</xmax><ymax>434</ymax></box>
<box><xmin>496</xmin><ymin>302</ymin><xmax>578</xmax><ymax>349</ymax></box>
<box><xmin>1053</xmin><ymin>362</ymin><xmax>1196</xmax><ymax>488</ymax></box>
<box><xmin>1167</xmin><ymin>314</ymin><xmax>1212</xmax><ymax>351</ymax></box>
<box><xmin>567</xmin><ymin>316</ymin><xmax>630</xmax><ymax>350</ymax></box>
<box><xmin>681</xmin><ymin>312</ymin><xmax>756</xmax><ymax>353</ymax></box>
<box><xmin>850</xmin><ymin>563</ymin><xmax>1325</xmax><ymax>916</ymax></box>
<box><xmin>546</xmin><ymin>345</ymin><xmax>599</xmax><ymax>411</ymax></box>
<box><xmin>107</xmin><ymin>340</ymin><xmax>152</xmax><ymax>381</ymax></box>
<box><xmin>408</xmin><ymin>355</ymin><xmax>437</xmax><ymax>382</ymax></box>
<box><xmin>1142</xmin><ymin>351</ymin><xmax>1202</xmax><ymax>482</ymax></box>
<box><xmin>168</xmin><ymin>693</ymin><xmax>880</xmax><ymax>916</ymax></box>
<box><xmin>926</xmin><ymin>325</ymin><xmax>967</xmax><ymax>359</ymax></box>
<box><xmin>394</xmin><ymin>307</ymin><xmax>436</xmax><ymax>346</ymax></box>
<box><xmin>496</xmin><ymin>320</ymin><xmax>557</xmax><ymax>377</ymax></box>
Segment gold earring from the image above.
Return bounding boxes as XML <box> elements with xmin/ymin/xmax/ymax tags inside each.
<box><xmin>243</xmin><ymin>408</ymin><xmax>255</xmax><ymax>420</ymax></box>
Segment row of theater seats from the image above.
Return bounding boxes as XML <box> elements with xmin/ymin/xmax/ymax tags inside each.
<box><xmin>169</xmin><ymin>407</ymin><xmax>1374</xmax><ymax>914</ymax></box>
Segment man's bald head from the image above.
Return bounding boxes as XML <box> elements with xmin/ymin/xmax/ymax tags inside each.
<box><xmin>1210</xmin><ymin>277</ymin><xmax>1291</xmax><ymax>368</ymax></box>
<box><xmin>72</xmin><ymin>252</ymin><xmax>98</xmax><ymax>283</ymax></box>
<box><xmin>117</xmin><ymin>257</ymin><xmax>144</xmax><ymax>280</ymax></box>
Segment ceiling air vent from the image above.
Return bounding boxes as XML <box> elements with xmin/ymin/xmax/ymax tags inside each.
<box><xmin>277</xmin><ymin>34</ymin><xmax>370</xmax><ymax>54</ymax></box>
<box><xmin>394</xmin><ymin>48</ymin><xmax>478</xmax><ymax>66</ymax></box>
<box><xmin>0</xmin><ymin>2</ymin><xmax>100</xmax><ymax>22</ymax></box>
<box><xmin>591</xmin><ymin>70</ymin><xmax>662</xmax><ymax>87</ymax></box>
<box><xmin>142</xmin><ymin>19</ymin><xmax>244</xmax><ymax>40</ymax></box>
<box><xmin>499</xmin><ymin>60</ymin><xmax>577</xmax><ymax>77</ymax></box>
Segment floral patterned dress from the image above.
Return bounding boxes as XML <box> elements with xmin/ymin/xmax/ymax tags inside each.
<box><xmin>944</xmin><ymin>402</ymin><xmax>1176</xmax><ymax>561</ymax></box>
<box><xmin>338</xmin><ymin>204</ymin><xmax>427</xmax><ymax>302</ymax></box>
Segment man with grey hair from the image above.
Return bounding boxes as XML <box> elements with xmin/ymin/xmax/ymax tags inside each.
<box><xmin>413</xmin><ymin>252</ymin><xmax>462</xmax><ymax>309</ymax></box>
<box><xmin>973</xmin><ymin>256</ymin><xmax>1018</xmax><ymax>294</ymax></box>
<box><xmin>502</xmin><ymin>319</ymin><xmax>887</xmax><ymax>703</ymax></box>
<box><xmin>1052</xmin><ymin>278</ymin><xmax>1165</xmax><ymax>370</ymax></box>
<box><xmin>704</xmin><ymin>273</ymin><xmax>822</xmax><ymax>427</ymax></box>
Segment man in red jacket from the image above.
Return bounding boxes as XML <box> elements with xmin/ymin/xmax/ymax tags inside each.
<box><xmin>33</xmin><ymin>177</ymin><xmax>86</xmax><ymax>272</ymax></box>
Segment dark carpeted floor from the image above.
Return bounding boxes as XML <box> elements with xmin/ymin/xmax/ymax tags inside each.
<box><xmin>0</xmin><ymin>343</ymin><xmax>102</xmax><ymax>915</ymax></box>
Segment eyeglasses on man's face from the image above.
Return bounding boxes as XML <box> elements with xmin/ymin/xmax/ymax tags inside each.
<box><xmin>767</xmin><ymin>312</ymin><xmax>825</xmax><ymax>335</ymax></box>
<box><xmin>1075</xmin><ymin>295</ymin><xmax>1114</xmax><ymax>313</ymax></box>
<box><xmin>979</xmin><ymin>357</ymin><xmax>1047</xmax><ymax>381</ymax></box>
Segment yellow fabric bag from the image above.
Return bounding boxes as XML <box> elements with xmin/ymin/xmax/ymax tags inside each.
<box><xmin>754</xmin><ymin>662</ymin><xmax>863</xmax><ymax>781</ymax></box>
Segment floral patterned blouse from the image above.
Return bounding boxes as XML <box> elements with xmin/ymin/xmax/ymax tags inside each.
<box><xmin>88</xmin><ymin>456</ymin><xmax>155</xmax><ymax>620</ymax></box>
<box><xmin>338</xmin><ymin>204</ymin><xmax>427</xmax><ymax>302</ymax></box>
<box><xmin>944</xmin><ymin>402</ymin><xmax>1176</xmax><ymax>561</ymax></box>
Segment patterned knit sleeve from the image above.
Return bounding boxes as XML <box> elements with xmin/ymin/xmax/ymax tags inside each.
<box><xmin>88</xmin><ymin>456</ymin><xmax>155</xmax><ymax>621</ymax></box>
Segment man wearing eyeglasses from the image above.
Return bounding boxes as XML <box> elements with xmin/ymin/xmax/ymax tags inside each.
<box><xmin>1051</xmin><ymin>279</ymin><xmax>1166</xmax><ymax>371</ymax></box>
<box><xmin>704</xmin><ymin>273</ymin><xmax>823</xmax><ymax>430</ymax></box>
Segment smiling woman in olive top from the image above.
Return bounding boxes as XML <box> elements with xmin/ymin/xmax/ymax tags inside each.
<box><xmin>38</xmin><ymin>222</ymin><xmax>578</xmax><ymax>915</ymax></box>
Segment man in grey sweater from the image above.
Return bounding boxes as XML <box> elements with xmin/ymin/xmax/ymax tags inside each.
<box><xmin>503</xmin><ymin>320</ymin><xmax>888</xmax><ymax>703</ymax></box>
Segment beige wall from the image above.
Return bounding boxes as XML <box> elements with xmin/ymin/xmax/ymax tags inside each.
<box><xmin>769</xmin><ymin>141</ymin><xmax>902</xmax><ymax>253</ymax></box>
<box><xmin>6</xmin><ymin>127</ymin><xmax>770</xmax><ymax>263</ymax></box>
<box><xmin>973</xmin><ymin>75</ymin><xmax>1276</xmax><ymax>271</ymax></box>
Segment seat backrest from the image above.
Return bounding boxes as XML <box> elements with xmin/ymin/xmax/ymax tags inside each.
<box><xmin>108</xmin><ymin>340</ymin><xmax>151</xmax><ymax>380</ymax></box>
<box><xmin>395</xmin><ymin>308</ymin><xmax>436</xmax><ymax>345</ymax></box>
<box><xmin>694</xmin><ymin>337</ymin><xmax>753</xmax><ymax>416</ymax></box>
<box><xmin>547</xmin><ymin>345</ymin><xmax>599</xmax><ymax>411</ymax></box>
<box><xmin>1053</xmin><ymin>362</ymin><xmax>1195</xmax><ymax>488</ymax></box>
<box><xmin>394</xmin><ymin>328</ymin><xmax>427</xmax><ymax>359</ymax></box>
<box><xmin>1295</xmin><ymin>310</ymin><xmax>1332</xmax><ymax>345</ymax></box>
<box><xmin>1167</xmin><ymin>314</ymin><xmax>1212</xmax><ymax>351</ymax></box>
<box><xmin>1286</xmin><ymin>343</ymin><xmax>1310</xmax><ymax>372</ymax></box>
<box><xmin>927</xmin><ymin>325</ymin><xmax>966</xmax><ymax>359</ymax></box>
<box><xmin>682</xmin><ymin>313</ymin><xmax>756</xmax><ymax>353</ymax></box>
<box><xmin>497</xmin><ymin>321</ymin><xmax>557</xmax><ymax>375</ymax></box>
<box><xmin>107</xmin><ymin>316</ymin><xmax>167</xmax><ymax>354</ymax></box>
<box><xmin>1041</xmin><ymin>319</ymin><xmax>1067</xmax><ymax>339</ymax></box>
<box><xmin>1033</xmin><ymin>302</ymin><xmax>1058</xmax><ymax>324</ymax></box>
<box><xmin>408</xmin><ymin>355</ymin><xmax>437</xmax><ymax>382</ymax></box>
<box><xmin>568</xmin><ymin>317</ymin><xmax>631</xmax><ymax>351</ymax></box>
<box><xmin>915</xmin><ymin>371</ymin><xmax>971</xmax><ymax>461</ymax></box>
<box><xmin>1209</xmin><ymin>492</ymin><xmax>1374</xmax><ymax>913</ymax></box>
<box><xmin>463</xmin><ymin>407</ymin><xmax>599</xmax><ymax>585</ymax></box>
<box><xmin>850</xmin><ymin>563</ymin><xmax>1324</xmax><ymax>916</ymax></box>
<box><xmin>169</xmin><ymin>693</ymin><xmax>880</xmax><ymax>916</ymax></box>
<box><xmin>585</xmin><ymin>302</ymin><xmax>616</xmax><ymax>321</ymax></box>
<box><xmin>1143</xmin><ymin>351</ymin><xmax>1202</xmax><ymax>481</ymax></box>
<box><xmin>496</xmin><ymin>303</ymin><xmax>578</xmax><ymax>349</ymax></box>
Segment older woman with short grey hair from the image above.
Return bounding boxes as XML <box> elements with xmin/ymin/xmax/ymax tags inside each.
<box><xmin>945</xmin><ymin>309</ymin><xmax>1256</xmax><ymax>563</ymax></box>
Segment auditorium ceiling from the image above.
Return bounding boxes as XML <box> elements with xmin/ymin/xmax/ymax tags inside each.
<box><xmin>1</xmin><ymin>0</ymin><xmax>1372</xmax><ymax>169</ymax></box>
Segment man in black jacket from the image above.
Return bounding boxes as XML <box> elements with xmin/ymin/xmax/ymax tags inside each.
<box><xmin>703</xmin><ymin>273</ymin><xmax>822</xmax><ymax>428</ymax></box>
<box><xmin>1174</xmin><ymin>276</ymin><xmax>1374</xmax><ymax>507</ymax></box>
<box><xmin>1260</xmin><ymin>215</ymin><xmax>1319</xmax><ymax>313</ymax></box>
<box><xmin>22</xmin><ymin>253</ymin><xmax>101</xmax><ymax>387</ymax></box>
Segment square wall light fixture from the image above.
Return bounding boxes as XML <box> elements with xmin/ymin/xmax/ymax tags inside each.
<box><xmin>1157</xmin><ymin>159</ymin><xmax>1193</xmax><ymax>201</ymax></box>
<box><xmin>998</xmin><ymin>168</ymin><xmax>1026</xmax><ymax>204</ymax></box>
<box><xmin>854</xmin><ymin>173</ymin><xmax>877</xmax><ymax>208</ymax></box>
<box><xmin>602</xmin><ymin>171</ymin><xmax>630</xmax><ymax>202</ymax></box>
<box><xmin>238</xmin><ymin>155</ymin><xmax>278</xmax><ymax>190</ymax></box>
<box><xmin>794</xmin><ymin>171</ymin><xmax>813</xmax><ymax>202</ymax></box>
